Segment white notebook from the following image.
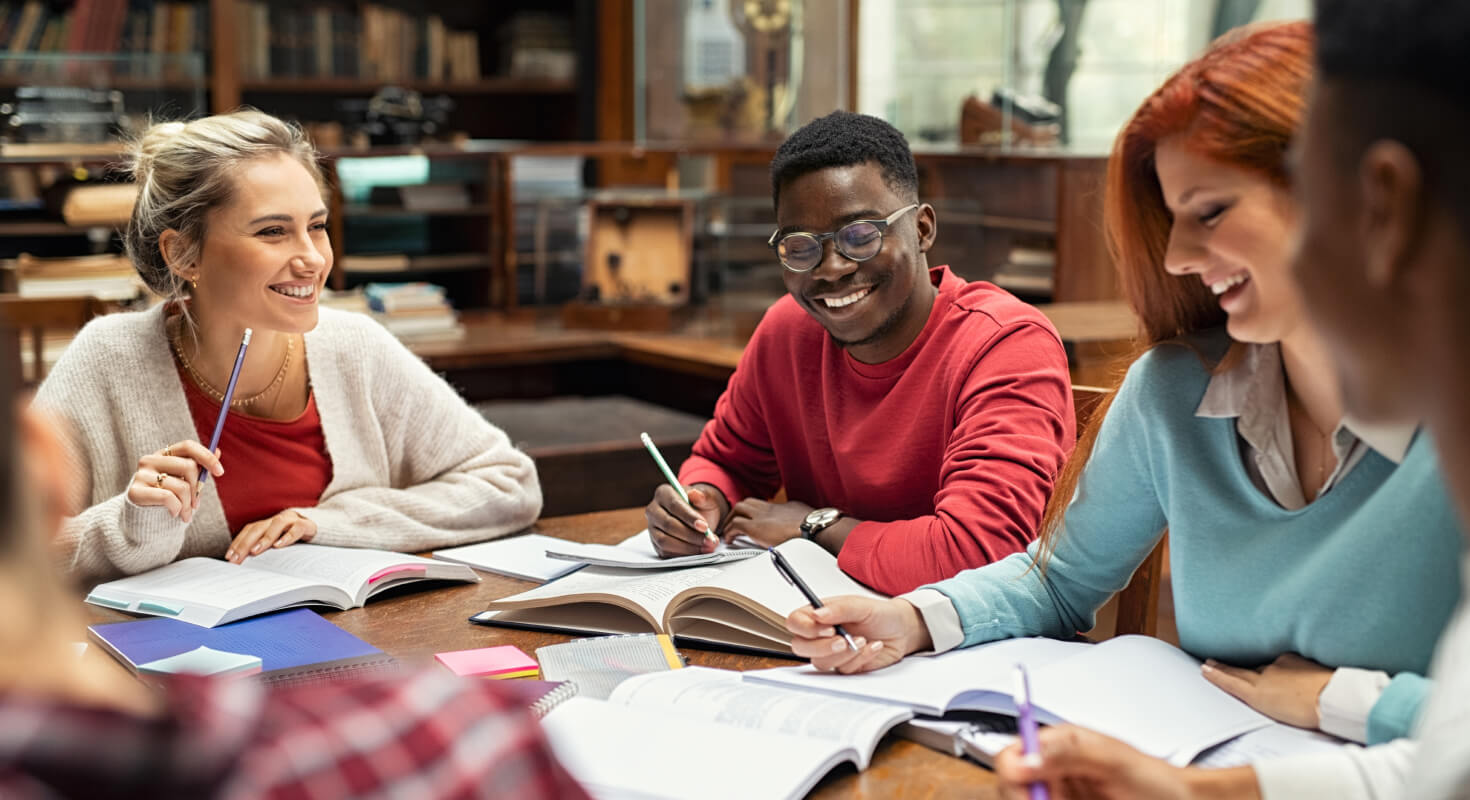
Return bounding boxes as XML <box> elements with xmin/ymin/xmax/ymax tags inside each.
<box><xmin>746</xmin><ymin>635</ymin><xmax>1274</xmax><ymax>765</ymax></box>
<box><xmin>432</xmin><ymin>534</ymin><xmax>587</xmax><ymax>583</ymax></box>
<box><xmin>540</xmin><ymin>667</ymin><xmax>912</xmax><ymax>800</ymax></box>
<box><xmin>543</xmin><ymin>529</ymin><xmax>765</xmax><ymax>570</ymax></box>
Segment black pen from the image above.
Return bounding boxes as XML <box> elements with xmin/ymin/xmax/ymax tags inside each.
<box><xmin>769</xmin><ymin>547</ymin><xmax>859</xmax><ymax>652</ymax></box>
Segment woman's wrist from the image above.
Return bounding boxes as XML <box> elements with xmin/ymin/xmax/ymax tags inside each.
<box><xmin>1182</xmin><ymin>766</ymin><xmax>1262</xmax><ymax>800</ymax></box>
<box><xmin>897</xmin><ymin>599</ymin><xmax>934</xmax><ymax>655</ymax></box>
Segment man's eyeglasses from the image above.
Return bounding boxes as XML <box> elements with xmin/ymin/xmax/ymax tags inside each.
<box><xmin>767</xmin><ymin>203</ymin><xmax>920</xmax><ymax>273</ymax></box>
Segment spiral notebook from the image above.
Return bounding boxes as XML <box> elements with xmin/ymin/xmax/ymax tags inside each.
<box><xmin>500</xmin><ymin>679</ymin><xmax>581</xmax><ymax>719</ymax></box>
<box><xmin>535</xmin><ymin>633</ymin><xmax>684</xmax><ymax>700</ymax></box>
<box><xmin>88</xmin><ymin>608</ymin><xmax>400</xmax><ymax>687</ymax></box>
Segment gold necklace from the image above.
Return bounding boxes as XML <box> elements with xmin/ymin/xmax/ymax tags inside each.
<box><xmin>1290</xmin><ymin>393</ymin><xmax>1335</xmax><ymax>489</ymax></box>
<box><xmin>170</xmin><ymin>320</ymin><xmax>293</xmax><ymax>410</ymax></box>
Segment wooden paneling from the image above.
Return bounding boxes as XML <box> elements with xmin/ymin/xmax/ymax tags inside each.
<box><xmin>1054</xmin><ymin>158</ymin><xmax>1116</xmax><ymax>301</ymax></box>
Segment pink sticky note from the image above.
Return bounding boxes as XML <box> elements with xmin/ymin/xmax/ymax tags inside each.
<box><xmin>434</xmin><ymin>645</ymin><xmax>539</xmax><ymax>678</ymax></box>
<box><xmin>368</xmin><ymin>565</ymin><xmax>426</xmax><ymax>583</ymax></box>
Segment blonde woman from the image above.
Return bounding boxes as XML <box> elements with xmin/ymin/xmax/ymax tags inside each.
<box><xmin>34</xmin><ymin>110</ymin><xmax>541</xmax><ymax>583</ymax></box>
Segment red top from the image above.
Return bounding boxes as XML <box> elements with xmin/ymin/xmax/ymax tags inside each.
<box><xmin>679</xmin><ymin>266</ymin><xmax>1075</xmax><ymax>595</ymax></box>
<box><xmin>180</xmin><ymin>369</ymin><xmax>333</xmax><ymax>535</ymax></box>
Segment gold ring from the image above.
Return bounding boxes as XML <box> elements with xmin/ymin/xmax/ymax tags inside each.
<box><xmin>155</xmin><ymin>472</ymin><xmax>168</xmax><ymax>488</ymax></box>
<box><xmin>163</xmin><ymin>445</ymin><xmax>172</xmax><ymax>457</ymax></box>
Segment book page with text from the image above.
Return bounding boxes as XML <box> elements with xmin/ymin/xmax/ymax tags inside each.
<box><xmin>542</xmin><ymin>696</ymin><xmax>851</xmax><ymax>800</ymax></box>
<box><xmin>670</xmin><ymin>539</ymin><xmax>885</xmax><ymax>629</ymax></box>
<box><xmin>86</xmin><ymin>558</ymin><xmax>338</xmax><ymax>627</ymax></box>
<box><xmin>487</xmin><ymin>564</ymin><xmax>730</xmax><ymax>629</ymax></box>
<box><xmin>242</xmin><ymin>544</ymin><xmax>441</xmax><ymax>603</ymax></box>
<box><xmin>610</xmin><ymin>667</ymin><xmax>912</xmax><ymax>769</ymax></box>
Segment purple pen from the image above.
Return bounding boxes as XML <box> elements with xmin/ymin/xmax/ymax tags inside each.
<box><xmin>1013</xmin><ymin>664</ymin><xmax>1050</xmax><ymax>800</ymax></box>
<box><xmin>199</xmin><ymin>328</ymin><xmax>251</xmax><ymax>484</ymax></box>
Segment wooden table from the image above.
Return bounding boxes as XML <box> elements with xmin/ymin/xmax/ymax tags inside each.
<box><xmin>85</xmin><ymin>507</ymin><xmax>1000</xmax><ymax>798</ymax></box>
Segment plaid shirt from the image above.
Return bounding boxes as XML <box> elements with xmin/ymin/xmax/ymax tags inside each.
<box><xmin>0</xmin><ymin>670</ymin><xmax>590</xmax><ymax>800</ymax></box>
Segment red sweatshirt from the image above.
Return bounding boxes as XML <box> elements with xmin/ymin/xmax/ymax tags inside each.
<box><xmin>679</xmin><ymin>266</ymin><xmax>1074</xmax><ymax>595</ymax></box>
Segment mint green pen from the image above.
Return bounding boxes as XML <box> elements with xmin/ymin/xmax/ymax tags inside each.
<box><xmin>640</xmin><ymin>432</ymin><xmax>717</xmax><ymax>544</ymax></box>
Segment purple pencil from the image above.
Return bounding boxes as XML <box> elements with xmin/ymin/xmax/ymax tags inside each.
<box><xmin>1013</xmin><ymin>664</ymin><xmax>1050</xmax><ymax>800</ymax></box>
<box><xmin>199</xmin><ymin>328</ymin><xmax>251</xmax><ymax>484</ymax></box>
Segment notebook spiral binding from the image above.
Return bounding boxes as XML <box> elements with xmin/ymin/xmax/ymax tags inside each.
<box><xmin>530</xmin><ymin>680</ymin><xmax>579</xmax><ymax>719</ymax></box>
<box><xmin>262</xmin><ymin>656</ymin><xmax>404</xmax><ymax>689</ymax></box>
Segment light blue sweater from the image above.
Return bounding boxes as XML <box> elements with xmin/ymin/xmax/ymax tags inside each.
<box><xmin>924</xmin><ymin>331</ymin><xmax>1462</xmax><ymax>744</ymax></box>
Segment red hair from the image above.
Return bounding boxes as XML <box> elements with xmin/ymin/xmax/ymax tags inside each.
<box><xmin>1037</xmin><ymin>21</ymin><xmax>1314</xmax><ymax>564</ymax></box>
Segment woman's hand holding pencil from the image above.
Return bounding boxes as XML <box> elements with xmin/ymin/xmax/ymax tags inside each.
<box><xmin>126</xmin><ymin>439</ymin><xmax>224</xmax><ymax>523</ymax></box>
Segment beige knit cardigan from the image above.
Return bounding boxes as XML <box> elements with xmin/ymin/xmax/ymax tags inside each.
<box><xmin>34</xmin><ymin>303</ymin><xmax>542</xmax><ymax>583</ymax></box>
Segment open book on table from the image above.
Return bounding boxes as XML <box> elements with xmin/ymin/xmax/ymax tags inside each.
<box><xmin>471</xmin><ymin>538</ymin><xmax>884</xmax><ymax>657</ymax></box>
<box><xmin>86</xmin><ymin>544</ymin><xmax>479</xmax><ymax>628</ymax></box>
<box><xmin>540</xmin><ymin>666</ymin><xmax>913</xmax><ymax>800</ymax></box>
<box><xmin>746</xmin><ymin>634</ymin><xmax>1285</xmax><ymax>766</ymax></box>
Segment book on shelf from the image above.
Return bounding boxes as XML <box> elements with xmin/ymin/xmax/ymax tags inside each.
<box><xmin>471</xmin><ymin>538</ymin><xmax>885</xmax><ymax>657</ymax></box>
<box><xmin>340</xmin><ymin>253</ymin><xmax>412</xmax><ymax>273</ymax></box>
<box><xmin>85</xmin><ymin>544</ymin><xmax>479</xmax><ymax>628</ymax></box>
<box><xmin>233</xmin><ymin>2</ymin><xmax>482</xmax><ymax>82</ymax></box>
<box><xmin>59</xmin><ymin>183</ymin><xmax>137</xmax><ymax>227</ymax></box>
<box><xmin>0</xmin><ymin>1</ymin><xmax>207</xmax><ymax>77</ymax></box>
<box><xmin>15</xmin><ymin>252</ymin><xmax>142</xmax><ymax>301</ymax></box>
<box><xmin>745</xmin><ymin>634</ymin><xmax>1293</xmax><ymax>766</ymax></box>
<box><xmin>540</xmin><ymin>667</ymin><xmax>913</xmax><ymax>800</ymax></box>
<box><xmin>88</xmin><ymin>607</ymin><xmax>399</xmax><ymax>685</ymax></box>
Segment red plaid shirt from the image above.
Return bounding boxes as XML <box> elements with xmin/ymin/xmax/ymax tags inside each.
<box><xmin>0</xmin><ymin>670</ymin><xmax>590</xmax><ymax>799</ymax></box>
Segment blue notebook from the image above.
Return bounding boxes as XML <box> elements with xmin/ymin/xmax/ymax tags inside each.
<box><xmin>89</xmin><ymin>608</ymin><xmax>399</xmax><ymax>686</ymax></box>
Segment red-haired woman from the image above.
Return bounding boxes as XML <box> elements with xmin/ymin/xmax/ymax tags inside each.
<box><xmin>784</xmin><ymin>20</ymin><xmax>1460</xmax><ymax>751</ymax></box>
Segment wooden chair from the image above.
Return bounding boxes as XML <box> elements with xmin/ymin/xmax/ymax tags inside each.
<box><xmin>1069</xmin><ymin>384</ymin><xmax>1170</xmax><ymax>639</ymax></box>
<box><xmin>0</xmin><ymin>295</ymin><xmax>109</xmax><ymax>385</ymax></box>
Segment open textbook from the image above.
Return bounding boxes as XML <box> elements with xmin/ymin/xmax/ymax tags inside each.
<box><xmin>86</xmin><ymin>544</ymin><xmax>478</xmax><ymax>628</ymax></box>
<box><xmin>746</xmin><ymin>635</ymin><xmax>1282</xmax><ymax>765</ymax></box>
<box><xmin>472</xmin><ymin>538</ymin><xmax>884</xmax><ymax>656</ymax></box>
<box><xmin>540</xmin><ymin>666</ymin><xmax>912</xmax><ymax>800</ymax></box>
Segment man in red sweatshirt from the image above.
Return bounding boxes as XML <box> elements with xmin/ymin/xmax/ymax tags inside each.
<box><xmin>645</xmin><ymin>111</ymin><xmax>1075</xmax><ymax>595</ymax></box>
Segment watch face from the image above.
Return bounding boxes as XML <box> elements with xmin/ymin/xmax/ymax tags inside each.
<box><xmin>804</xmin><ymin>508</ymin><xmax>840</xmax><ymax>529</ymax></box>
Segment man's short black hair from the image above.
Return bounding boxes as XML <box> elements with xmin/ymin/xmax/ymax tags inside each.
<box><xmin>1314</xmin><ymin>0</ymin><xmax>1470</xmax><ymax>220</ymax></box>
<box><xmin>769</xmin><ymin>110</ymin><xmax>918</xmax><ymax>211</ymax></box>
<box><xmin>1315</xmin><ymin>0</ymin><xmax>1467</xmax><ymax>105</ymax></box>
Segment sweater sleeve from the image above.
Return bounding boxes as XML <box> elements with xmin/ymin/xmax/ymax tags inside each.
<box><xmin>835</xmin><ymin>322</ymin><xmax>1073</xmax><ymax>594</ymax></box>
<box><xmin>677</xmin><ymin>323</ymin><xmax>782</xmax><ymax>507</ymax></box>
<box><xmin>33</xmin><ymin>322</ymin><xmax>197</xmax><ymax>583</ymax></box>
<box><xmin>922</xmin><ymin>348</ymin><xmax>1167</xmax><ymax>643</ymax></box>
<box><xmin>301</xmin><ymin>323</ymin><xmax>541</xmax><ymax>552</ymax></box>
<box><xmin>1254</xmin><ymin>739</ymin><xmax>1414</xmax><ymax>800</ymax></box>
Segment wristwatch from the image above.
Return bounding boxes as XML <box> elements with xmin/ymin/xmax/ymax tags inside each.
<box><xmin>800</xmin><ymin>507</ymin><xmax>842</xmax><ymax>540</ymax></box>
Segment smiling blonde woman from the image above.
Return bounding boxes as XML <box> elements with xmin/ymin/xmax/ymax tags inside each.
<box><xmin>33</xmin><ymin>109</ymin><xmax>541</xmax><ymax>583</ymax></box>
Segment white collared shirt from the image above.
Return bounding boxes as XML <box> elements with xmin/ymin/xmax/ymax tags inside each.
<box><xmin>1194</xmin><ymin>342</ymin><xmax>1415</xmax><ymax>511</ymax></box>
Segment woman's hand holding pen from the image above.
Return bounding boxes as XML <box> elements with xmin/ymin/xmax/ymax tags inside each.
<box><xmin>227</xmin><ymin>509</ymin><xmax>317</xmax><ymax>563</ymax></box>
<box><xmin>993</xmin><ymin>726</ymin><xmax>1260</xmax><ymax>800</ymax></box>
<box><xmin>646</xmin><ymin>483</ymin><xmax>728</xmax><ymax>557</ymax></box>
<box><xmin>786</xmin><ymin>596</ymin><xmax>931</xmax><ymax>673</ymax></box>
<box><xmin>126</xmin><ymin>440</ymin><xmax>224</xmax><ymax>523</ymax></box>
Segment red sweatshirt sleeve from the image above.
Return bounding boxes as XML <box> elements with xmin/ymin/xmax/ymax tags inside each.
<box><xmin>837</xmin><ymin>323</ymin><xmax>1075</xmax><ymax>594</ymax></box>
<box><xmin>677</xmin><ymin>328</ymin><xmax>782</xmax><ymax>507</ymax></box>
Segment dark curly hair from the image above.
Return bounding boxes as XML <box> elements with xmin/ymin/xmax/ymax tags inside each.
<box><xmin>769</xmin><ymin>110</ymin><xmax>918</xmax><ymax>211</ymax></box>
